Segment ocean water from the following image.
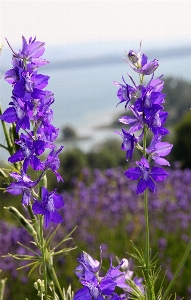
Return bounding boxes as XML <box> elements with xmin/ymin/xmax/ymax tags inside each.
<box><xmin>1</xmin><ymin>50</ymin><xmax>191</xmax><ymax>159</ymax></box>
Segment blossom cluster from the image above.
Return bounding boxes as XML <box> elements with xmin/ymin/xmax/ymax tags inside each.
<box><xmin>73</xmin><ymin>251</ymin><xmax>144</xmax><ymax>299</ymax></box>
<box><xmin>114</xmin><ymin>44</ymin><xmax>173</xmax><ymax>194</ymax></box>
<box><xmin>0</xmin><ymin>36</ymin><xmax>64</xmax><ymax>227</ymax></box>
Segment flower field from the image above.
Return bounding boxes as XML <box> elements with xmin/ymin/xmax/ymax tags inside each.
<box><xmin>1</xmin><ymin>164</ymin><xmax>191</xmax><ymax>299</ymax></box>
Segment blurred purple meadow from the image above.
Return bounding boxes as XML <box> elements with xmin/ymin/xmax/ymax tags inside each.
<box><xmin>1</xmin><ymin>163</ymin><xmax>191</xmax><ymax>297</ymax></box>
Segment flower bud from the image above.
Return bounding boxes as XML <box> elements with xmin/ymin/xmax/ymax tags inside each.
<box><xmin>120</xmin><ymin>258</ymin><xmax>129</xmax><ymax>271</ymax></box>
<box><xmin>34</xmin><ymin>279</ymin><xmax>45</xmax><ymax>296</ymax></box>
<box><xmin>128</xmin><ymin>50</ymin><xmax>139</xmax><ymax>64</ymax></box>
<box><xmin>4</xmin><ymin>206</ymin><xmax>37</xmax><ymax>238</ymax></box>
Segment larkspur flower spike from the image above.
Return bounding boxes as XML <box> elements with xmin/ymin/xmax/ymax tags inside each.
<box><xmin>114</xmin><ymin>43</ymin><xmax>172</xmax><ymax>194</ymax></box>
<box><xmin>1</xmin><ymin>36</ymin><xmax>64</xmax><ymax>226</ymax></box>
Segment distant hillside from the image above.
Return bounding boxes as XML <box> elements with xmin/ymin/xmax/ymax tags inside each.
<box><xmin>1</xmin><ymin>42</ymin><xmax>191</xmax><ymax>73</ymax></box>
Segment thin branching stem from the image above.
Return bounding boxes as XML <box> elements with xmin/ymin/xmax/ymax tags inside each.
<box><xmin>46</xmin><ymin>262</ymin><xmax>65</xmax><ymax>300</ymax></box>
<box><xmin>162</xmin><ymin>238</ymin><xmax>191</xmax><ymax>300</ymax></box>
<box><xmin>143</xmin><ymin>124</ymin><xmax>155</xmax><ymax>299</ymax></box>
<box><xmin>40</xmin><ymin>216</ymin><xmax>48</xmax><ymax>300</ymax></box>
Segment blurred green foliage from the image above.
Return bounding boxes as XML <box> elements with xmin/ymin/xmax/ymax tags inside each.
<box><xmin>171</xmin><ymin>112</ymin><xmax>191</xmax><ymax>168</ymax></box>
<box><xmin>163</xmin><ymin>77</ymin><xmax>191</xmax><ymax>126</ymax></box>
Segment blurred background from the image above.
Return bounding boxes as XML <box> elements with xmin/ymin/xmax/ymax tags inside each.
<box><xmin>1</xmin><ymin>1</ymin><xmax>191</xmax><ymax>157</ymax></box>
<box><xmin>1</xmin><ymin>1</ymin><xmax>191</xmax><ymax>299</ymax></box>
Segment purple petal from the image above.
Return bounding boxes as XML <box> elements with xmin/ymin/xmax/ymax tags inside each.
<box><xmin>8</xmin><ymin>149</ymin><xmax>24</xmax><ymax>163</ymax></box>
<box><xmin>137</xmin><ymin>178</ymin><xmax>155</xmax><ymax>194</ymax></box>
<box><xmin>157</xmin><ymin>126</ymin><xmax>170</xmax><ymax>135</ymax></box>
<box><xmin>141</xmin><ymin>53</ymin><xmax>148</xmax><ymax>66</ymax></box>
<box><xmin>4</xmin><ymin>69</ymin><xmax>18</xmax><ymax>84</ymax></box>
<box><xmin>152</xmin><ymin>154</ymin><xmax>170</xmax><ymax>166</ymax></box>
<box><xmin>142</xmin><ymin>60</ymin><xmax>159</xmax><ymax>75</ymax></box>
<box><xmin>139</xmin><ymin>156</ymin><xmax>149</xmax><ymax>168</ymax></box>
<box><xmin>34</xmin><ymin>74</ymin><xmax>49</xmax><ymax>89</ymax></box>
<box><xmin>124</xmin><ymin>167</ymin><xmax>141</xmax><ymax>180</ymax></box>
<box><xmin>6</xmin><ymin>183</ymin><xmax>23</xmax><ymax>195</ymax></box>
<box><xmin>136</xmin><ymin>179</ymin><xmax>148</xmax><ymax>194</ymax></box>
<box><xmin>74</xmin><ymin>287</ymin><xmax>92</xmax><ymax>300</ymax></box>
<box><xmin>26</xmin><ymin>41</ymin><xmax>45</xmax><ymax>58</ymax></box>
<box><xmin>30</xmin><ymin>156</ymin><xmax>42</xmax><ymax>170</ymax></box>
<box><xmin>53</xmin><ymin>193</ymin><xmax>64</xmax><ymax>209</ymax></box>
<box><xmin>146</xmin><ymin>177</ymin><xmax>156</xmax><ymax>192</ymax></box>
<box><xmin>13</xmin><ymin>80</ymin><xmax>25</xmax><ymax>98</ymax></box>
<box><xmin>31</xmin><ymin>57</ymin><xmax>49</xmax><ymax>66</ymax></box>
<box><xmin>0</xmin><ymin>107</ymin><xmax>17</xmax><ymax>123</ymax></box>
<box><xmin>50</xmin><ymin>211</ymin><xmax>63</xmax><ymax>224</ymax></box>
<box><xmin>33</xmin><ymin>140</ymin><xmax>46</xmax><ymax>155</ymax></box>
<box><xmin>31</xmin><ymin>88</ymin><xmax>45</xmax><ymax>99</ymax></box>
<box><xmin>22</xmin><ymin>192</ymin><xmax>30</xmax><ymax>206</ymax></box>
<box><xmin>119</xmin><ymin>116</ymin><xmax>137</xmax><ymax>125</ymax></box>
<box><xmin>100</xmin><ymin>278</ymin><xmax>116</xmax><ymax>295</ymax></box>
<box><xmin>32</xmin><ymin>201</ymin><xmax>45</xmax><ymax>215</ymax></box>
<box><xmin>44</xmin><ymin>211</ymin><xmax>51</xmax><ymax>228</ymax></box>
<box><xmin>21</xmin><ymin>36</ymin><xmax>28</xmax><ymax>53</ymax></box>
<box><xmin>54</xmin><ymin>171</ymin><xmax>64</xmax><ymax>183</ymax></box>
<box><xmin>41</xmin><ymin>186</ymin><xmax>48</xmax><ymax>199</ymax></box>
<box><xmin>151</xmin><ymin>167</ymin><xmax>169</xmax><ymax>181</ymax></box>
<box><xmin>155</xmin><ymin>142</ymin><xmax>173</xmax><ymax>156</ymax></box>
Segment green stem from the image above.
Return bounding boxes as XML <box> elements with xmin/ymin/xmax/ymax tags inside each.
<box><xmin>40</xmin><ymin>216</ymin><xmax>48</xmax><ymax>300</ymax></box>
<box><xmin>0</xmin><ymin>106</ymin><xmax>13</xmax><ymax>155</ymax></box>
<box><xmin>144</xmin><ymin>188</ymin><xmax>149</xmax><ymax>270</ymax></box>
<box><xmin>46</xmin><ymin>262</ymin><xmax>65</xmax><ymax>300</ymax></box>
<box><xmin>27</xmin><ymin>204</ymin><xmax>41</xmax><ymax>246</ymax></box>
<box><xmin>143</xmin><ymin>126</ymin><xmax>149</xmax><ymax>267</ymax></box>
<box><xmin>0</xmin><ymin>278</ymin><xmax>7</xmax><ymax>300</ymax></box>
<box><xmin>143</xmin><ymin>125</ymin><xmax>155</xmax><ymax>300</ymax></box>
<box><xmin>161</xmin><ymin>237</ymin><xmax>191</xmax><ymax>300</ymax></box>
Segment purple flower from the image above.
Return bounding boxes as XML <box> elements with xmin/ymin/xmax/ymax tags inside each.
<box><xmin>0</xmin><ymin>97</ymin><xmax>31</xmax><ymax>132</ymax></box>
<box><xmin>37</xmin><ymin>123</ymin><xmax>59</xmax><ymax>143</ymax></box>
<box><xmin>12</xmin><ymin>69</ymin><xmax>49</xmax><ymax>101</ymax></box>
<box><xmin>147</xmin><ymin>135</ymin><xmax>173</xmax><ymax>166</ymax></box>
<box><xmin>115</xmin><ymin>129</ymin><xmax>138</xmax><ymax>161</ymax></box>
<box><xmin>74</xmin><ymin>287</ymin><xmax>94</xmax><ymax>300</ymax></box>
<box><xmin>74</xmin><ymin>251</ymin><xmax>126</xmax><ymax>300</ymax></box>
<box><xmin>2</xmin><ymin>36</ymin><xmax>66</xmax><ymax>230</ymax></box>
<box><xmin>124</xmin><ymin>157</ymin><xmax>168</xmax><ymax>194</ymax></box>
<box><xmin>113</xmin><ymin>76</ymin><xmax>136</xmax><ymax>108</ymax></box>
<box><xmin>146</xmin><ymin>110</ymin><xmax>170</xmax><ymax>136</ymax></box>
<box><xmin>8</xmin><ymin>133</ymin><xmax>45</xmax><ymax>172</ymax></box>
<box><xmin>42</xmin><ymin>146</ymin><xmax>64</xmax><ymax>182</ymax></box>
<box><xmin>33</xmin><ymin>90</ymin><xmax>55</xmax><ymax>124</ymax></box>
<box><xmin>134</xmin><ymin>85</ymin><xmax>165</xmax><ymax>119</ymax></box>
<box><xmin>119</xmin><ymin>113</ymin><xmax>143</xmax><ymax>134</ymax></box>
<box><xmin>76</xmin><ymin>251</ymin><xmax>101</xmax><ymax>275</ymax></box>
<box><xmin>6</xmin><ymin>170</ymin><xmax>40</xmax><ymax>205</ymax></box>
<box><xmin>124</xmin><ymin>47</ymin><xmax>159</xmax><ymax>75</ymax></box>
<box><xmin>32</xmin><ymin>187</ymin><xmax>64</xmax><ymax>227</ymax></box>
<box><xmin>7</xmin><ymin>36</ymin><xmax>49</xmax><ymax>66</ymax></box>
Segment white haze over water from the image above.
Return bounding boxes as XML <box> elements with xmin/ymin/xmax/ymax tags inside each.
<box><xmin>1</xmin><ymin>42</ymin><xmax>191</xmax><ymax>159</ymax></box>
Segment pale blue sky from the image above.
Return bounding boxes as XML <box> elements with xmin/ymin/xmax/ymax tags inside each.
<box><xmin>1</xmin><ymin>0</ymin><xmax>191</xmax><ymax>49</ymax></box>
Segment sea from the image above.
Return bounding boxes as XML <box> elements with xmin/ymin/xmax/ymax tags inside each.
<box><xmin>1</xmin><ymin>41</ymin><xmax>191</xmax><ymax>159</ymax></box>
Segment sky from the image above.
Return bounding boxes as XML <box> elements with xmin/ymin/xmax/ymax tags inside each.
<box><xmin>1</xmin><ymin>0</ymin><xmax>191</xmax><ymax>51</ymax></box>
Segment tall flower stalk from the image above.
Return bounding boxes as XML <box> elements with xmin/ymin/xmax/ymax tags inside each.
<box><xmin>0</xmin><ymin>36</ymin><xmax>76</xmax><ymax>299</ymax></box>
<box><xmin>114</xmin><ymin>42</ymin><xmax>173</xmax><ymax>299</ymax></box>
